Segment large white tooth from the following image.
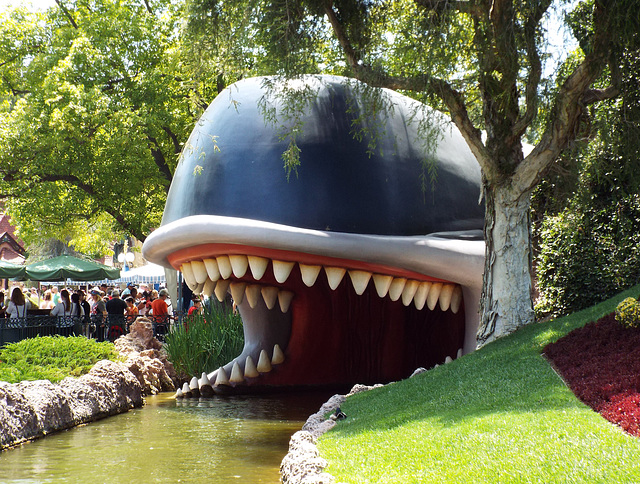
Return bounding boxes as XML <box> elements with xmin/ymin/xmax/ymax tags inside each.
<box><xmin>273</xmin><ymin>260</ymin><xmax>295</xmax><ymax>283</ymax></box>
<box><xmin>204</xmin><ymin>258</ymin><xmax>220</xmax><ymax>281</ymax></box>
<box><xmin>175</xmin><ymin>387</ymin><xmax>183</xmax><ymax>398</ymax></box>
<box><xmin>388</xmin><ymin>278</ymin><xmax>407</xmax><ymax>301</ymax></box>
<box><xmin>413</xmin><ymin>282</ymin><xmax>432</xmax><ymax>310</ymax></box>
<box><xmin>199</xmin><ymin>372</ymin><xmax>211</xmax><ymax>388</ymax></box>
<box><xmin>182</xmin><ymin>382</ymin><xmax>191</xmax><ymax>396</ymax></box>
<box><xmin>445</xmin><ymin>356</ymin><xmax>453</xmax><ymax>364</ymax></box>
<box><xmin>229</xmin><ymin>255</ymin><xmax>249</xmax><ymax>278</ymax></box>
<box><xmin>181</xmin><ymin>262</ymin><xmax>197</xmax><ymax>289</ymax></box>
<box><xmin>457</xmin><ymin>348</ymin><xmax>463</xmax><ymax>359</ymax></box>
<box><xmin>245</xmin><ymin>285</ymin><xmax>261</xmax><ymax>308</ymax></box>
<box><xmin>199</xmin><ymin>372</ymin><xmax>214</xmax><ymax>397</ymax></box>
<box><xmin>325</xmin><ymin>267</ymin><xmax>346</xmax><ymax>290</ymax></box>
<box><xmin>189</xmin><ymin>376</ymin><xmax>199</xmax><ymax>391</ymax></box>
<box><xmin>401</xmin><ymin>280</ymin><xmax>420</xmax><ymax>306</ymax></box>
<box><xmin>278</xmin><ymin>290</ymin><xmax>294</xmax><ymax>312</ymax></box>
<box><xmin>261</xmin><ymin>286</ymin><xmax>279</xmax><ymax>309</ymax></box>
<box><xmin>372</xmin><ymin>274</ymin><xmax>393</xmax><ymax>298</ymax></box>
<box><xmin>244</xmin><ymin>356</ymin><xmax>259</xmax><ymax>378</ymax></box>
<box><xmin>427</xmin><ymin>282</ymin><xmax>443</xmax><ymax>310</ymax></box>
<box><xmin>193</xmin><ymin>283</ymin><xmax>204</xmax><ymax>295</ymax></box>
<box><xmin>214</xmin><ymin>367</ymin><xmax>230</xmax><ymax>386</ymax></box>
<box><xmin>191</xmin><ymin>260</ymin><xmax>208</xmax><ymax>284</ymax></box>
<box><xmin>248</xmin><ymin>256</ymin><xmax>269</xmax><ymax>280</ymax></box>
<box><xmin>230</xmin><ymin>361</ymin><xmax>244</xmax><ymax>383</ymax></box>
<box><xmin>450</xmin><ymin>286</ymin><xmax>463</xmax><ymax>314</ymax></box>
<box><xmin>230</xmin><ymin>282</ymin><xmax>246</xmax><ymax>305</ymax></box>
<box><xmin>189</xmin><ymin>377</ymin><xmax>200</xmax><ymax>397</ymax></box>
<box><xmin>214</xmin><ymin>279</ymin><xmax>230</xmax><ymax>302</ymax></box>
<box><xmin>299</xmin><ymin>264</ymin><xmax>321</xmax><ymax>287</ymax></box>
<box><xmin>349</xmin><ymin>270</ymin><xmax>372</xmax><ymax>295</ymax></box>
<box><xmin>217</xmin><ymin>255</ymin><xmax>232</xmax><ymax>279</ymax></box>
<box><xmin>439</xmin><ymin>284</ymin><xmax>455</xmax><ymax>311</ymax></box>
<box><xmin>257</xmin><ymin>350</ymin><xmax>272</xmax><ymax>373</ymax></box>
<box><xmin>271</xmin><ymin>344</ymin><xmax>285</xmax><ymax>365</ymax></box>
<box><xmin>202</xmin><ymin>278</ymin><xmax>216</xmax><ymax>297</ymax></box>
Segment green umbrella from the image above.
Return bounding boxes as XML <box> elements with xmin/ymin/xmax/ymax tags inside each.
<box><xmin>25</xmin><ymin>255</ymin><xmax>120</xmax><ymax>282</ymax></box>
<box><xmin>0</xmin><ymin>260</ymin><xmax>26</xmax><ymax>279</ymax></box>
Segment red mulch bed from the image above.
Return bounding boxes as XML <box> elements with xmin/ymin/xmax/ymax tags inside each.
<box><xmin>544</xmin><ymin>313</ymin><xmax>640</xmax><ymax>437</ymax></box>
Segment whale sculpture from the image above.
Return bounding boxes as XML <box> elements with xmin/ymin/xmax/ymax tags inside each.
<box><xmin>142</xmin><ymin>75</ymin><xmax>485</xmax><ymax>395</ymax></box>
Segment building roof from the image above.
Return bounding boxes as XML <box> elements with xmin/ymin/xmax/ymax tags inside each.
<box><xmin>0</xmin><ymin>212</ymin><xmax>26</xmax><ymax>263</ymax></box>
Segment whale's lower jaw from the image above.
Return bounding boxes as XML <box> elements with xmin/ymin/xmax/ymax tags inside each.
<box><xmin>142</xmin><ymin>216</ymin><xmax>485</xmax><ymax>395</ymax></box>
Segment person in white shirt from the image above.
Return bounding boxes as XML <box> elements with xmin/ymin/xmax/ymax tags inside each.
<box><xmin>50</xmin><ymin>289</ymin><xmax>84</xmax><ymax>318</ymax></box>
<box><xmin>6</xmin><ymin>287</ymin><xmax>30</xmax><ymax>319</ymax></box>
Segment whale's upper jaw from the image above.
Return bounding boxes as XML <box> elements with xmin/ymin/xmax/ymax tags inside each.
<box><xmin>143</xmin><ymin>215</ymin><xmax>484</xmax><ymax>392</ymax></box>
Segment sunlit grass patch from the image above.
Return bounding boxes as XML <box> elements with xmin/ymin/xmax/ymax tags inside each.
<box><xmin>318</xmin><ymin>284</ymin><xmax>640</xmax><ymax>483</ymax></box>
<box><xmin>0</xmin><ymin>336</ymin><xmax>119</xmax><ymax>383</ymax></box>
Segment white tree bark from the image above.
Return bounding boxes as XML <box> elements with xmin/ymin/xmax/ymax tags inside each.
<box><xmin>477</xmin><ymin>181</ymin><xmax>534</xmax><ymax>346</ymax></box>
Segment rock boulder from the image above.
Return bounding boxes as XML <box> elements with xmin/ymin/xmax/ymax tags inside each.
<box><xmin>0</xmin><ymin>360</ymin><xmax>142</xmax><ymax>450</ymax></box>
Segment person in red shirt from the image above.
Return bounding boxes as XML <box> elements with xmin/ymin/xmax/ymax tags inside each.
<box><xmin>187</xmin><ymin>296</ymin><xmax>202</xmax><ymax>316</ymax></box>
<box><xmin>150</xmin><ymin>288</ymin><xmax>170</xmax><ymax>323</ymax></box>
<box><xmin>150</xmin><ymin>288</ymin><xmax>171</xmax><ymax>340</ymax></box>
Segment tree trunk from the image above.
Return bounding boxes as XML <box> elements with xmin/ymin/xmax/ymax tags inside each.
<box><xmin>477</xmin><ymin>179</ymin><xmax>535</xmax><ymax>346</ymax></box>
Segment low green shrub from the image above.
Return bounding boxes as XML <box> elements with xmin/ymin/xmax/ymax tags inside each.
<box><xmin>163</xmin><ymin>300</ymin><xmax>244</xmax><ymax>381</ymax></box>
<box><xmin>0</xmin><ymin>336</ymin><xmax>119</xmax><ymax>383</ymax></box>
<box><xmin>615</xmin><ymin>297</ymin><xmax>640</xmax><ymax>328</ymax></box>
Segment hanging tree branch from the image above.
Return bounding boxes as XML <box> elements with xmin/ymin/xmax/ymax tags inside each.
<box><xmin>516</xmin><ymin>2</ymin><xmax>619</xmax><ymax>194</ymax></box>
<box><xmin>323</xmin><ymin>0</ymin><xmax>489</xmax><ymax>170</ymax></box>
<box><xmin>55</xmin><ymin>0</ymin><xmax>78</xmax><ymax>29</ymax></box>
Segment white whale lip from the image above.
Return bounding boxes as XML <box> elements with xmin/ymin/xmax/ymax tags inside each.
<box><xmin>142</xmin><ymin>215</ymin><xmax>485</xmax><ymax>289</ymax></box>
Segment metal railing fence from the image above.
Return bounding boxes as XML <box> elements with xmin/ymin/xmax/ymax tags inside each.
<box><xmin>0</xmin><ymin>314</ymin><xmax>174</xmax><ymax>347</ymax></box>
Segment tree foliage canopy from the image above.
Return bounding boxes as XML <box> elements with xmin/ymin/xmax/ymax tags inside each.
<box><xmin>0</xmin><ymin>0</ymin><xmax>201</xmax><ymax>255</ymax></box>
<box><xmin>534</xmin><ymin>28</ymin><xmax>640</xmax><ymax>315</ymax></box>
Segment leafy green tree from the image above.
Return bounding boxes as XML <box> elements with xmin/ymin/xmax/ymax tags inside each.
<box><xmin>534</xmin><ymin>34</ymin><xmax>640</xmax><ymax>315</ymax></box>
<box><xmin>185</xmin><ymin>0</ymin><xmax>639</xmax><ymax>345</ymax></box>
<box><xmin>0</xmin><ymin>0</ymin><xmax>198</xmax><ymax>253</ymax></box>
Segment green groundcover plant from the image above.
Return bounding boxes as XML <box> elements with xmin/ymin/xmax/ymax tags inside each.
<box><xmin>163</xmin><ymin>300</ymin><xmax>244</xmax><ymax>381</ymax></box>
<box><xmin>318</xmin><ymin>284</ymin><xmax>640</xmax><ymax>483</ymax></box>
<box><xmin>0</xmin><ymin>336</ymin><xmax>119</xmax><ymax>384</ymax></box>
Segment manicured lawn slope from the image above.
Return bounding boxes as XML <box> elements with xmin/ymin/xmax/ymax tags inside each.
<box><xmin>318</xmin><ymin>285</ymin><xmax>640</xmax><ymax>483</ymax></box>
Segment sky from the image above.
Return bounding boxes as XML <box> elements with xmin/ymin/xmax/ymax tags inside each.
<box><xmin>0</xmin><ymin>0</ymin><xmax>56</xmax><ymax>9</ymax></box>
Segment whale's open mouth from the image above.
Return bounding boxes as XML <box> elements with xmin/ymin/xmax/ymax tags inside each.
<box><xmin>144</xmin><ymin>215</ymin><xmax>484</xmax><ymax>395</ymax></box>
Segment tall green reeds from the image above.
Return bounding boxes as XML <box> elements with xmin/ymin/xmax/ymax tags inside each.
<box><xmin>163</xmin><ymin>300</ymin><xmax>244</xmax><ymax>381</ymax></box>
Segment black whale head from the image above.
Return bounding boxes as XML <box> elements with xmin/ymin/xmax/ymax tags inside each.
<box><xmin>143</xmin><ymin>75</ymin><xmax>485</xmax><ymax>394</ymax></box>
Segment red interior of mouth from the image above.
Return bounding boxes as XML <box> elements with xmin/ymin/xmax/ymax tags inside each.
<box><xmin>170</xmin><ymin>244</ymin><xmax>465</xmax><ymax>389</ymax></box>
<box><xmin>275</xmin><ymin>269</ymin><xmax>466</xmax><ymax>387</ymax></box>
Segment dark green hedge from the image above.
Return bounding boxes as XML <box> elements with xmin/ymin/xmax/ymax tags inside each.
<box><xmin>536</xmin><ymin>196</ymin><xmax>640</xmax><ymax>316</ymax></box>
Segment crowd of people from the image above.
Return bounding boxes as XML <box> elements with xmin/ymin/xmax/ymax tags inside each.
<box><xmin>0</xmin><ymin>282</ymin><xmax>174</xmax><ymax>342</ymax></box>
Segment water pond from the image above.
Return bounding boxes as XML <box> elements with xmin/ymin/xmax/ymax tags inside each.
<box><xmin>0</xmin><ymin>391</ymin><xmax>333</xmax><ymax>483</ymax></box>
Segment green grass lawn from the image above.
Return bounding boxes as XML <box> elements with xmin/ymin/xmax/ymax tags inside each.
<box><xmin>318</xmin><ymin>285</ymin><xmax>640</xmax><ymax>483</ymax></box>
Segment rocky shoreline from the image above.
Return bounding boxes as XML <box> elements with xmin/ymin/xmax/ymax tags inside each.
<box><xmin>0</xmin><ymin>318</ymin><xmax>177</xmax><ymax>451</ymax></box>
<box><xmin>280</xmin><ymin>383</ymin><xmax>382</xmax><ymax>484</ymax></box>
